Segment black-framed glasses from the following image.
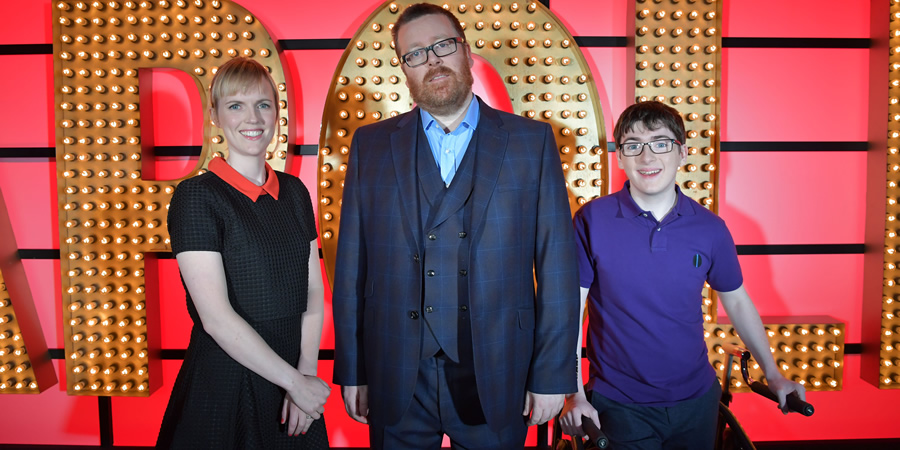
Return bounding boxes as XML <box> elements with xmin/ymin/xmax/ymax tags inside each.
<box><xmin>619</xmin><ymin>139</ymin><xmax>682</xmax><ymax>157</ymax></box>
<box><xmin>400</xmin><ymin>36</ymin><xmax>464</xmax><ymax>67</ymax></box>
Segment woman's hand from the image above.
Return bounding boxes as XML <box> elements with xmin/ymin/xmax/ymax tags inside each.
<box><xmin>281</xmin><ymin>372</ymin><xmax>330</xmax><ymax>435</ymax></box>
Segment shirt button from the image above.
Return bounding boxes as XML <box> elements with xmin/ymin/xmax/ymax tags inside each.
<box><xmin>427</xmin><ymin>270</ymin><xmax>436</xmax><ymax>277</ymax></box>
<box><xmin>642</xmin><ymin>213</ymin><xmax>648</xmax><ymax>217</ymax></box>
<box><xmin>428</xmin><ymin>234</ymin><xmax>437</xmax><ymax>240</ymax></box>
<box><xmin>657</xmin><ymin>227</ymin><xmax>661</xmax><ymax>231</ymax></box>
<box><xmin>413</xmin><ymin>254</ymin><xmax>420</xmax><ymax>262</ymax></box>
<box><xmin>458</xmin><ymin>231</ymin><xmax>467</xmax><ymax>238</ymax></box>
<box><xmin>459</xmin><ymin>305</ymin><xmax>468</xmax><ymax>312</ymax></box>
<box><xmin>409</xmin><ymin>310</ymin><xmax>419</xmax><ymax>319</ymax></box>
<box><xmin>459</xmin><ymin>269</ymin><xmax>468</xmax><ymax>276</ymax></box>
<box><xmin>445</xmin><ymin>149</ymin><xmax>451</xmax><ymax>154</ymax></box>
<box><xmin>425</xmin><ymin>306</ymin><xmax>434</xmax><ymax>313</ymax></box>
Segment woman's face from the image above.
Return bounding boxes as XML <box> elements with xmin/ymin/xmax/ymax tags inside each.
<box><xmin>211</xmin><ymin>78</ymin><xmax>277</xmax><ymax>160</ymax></box>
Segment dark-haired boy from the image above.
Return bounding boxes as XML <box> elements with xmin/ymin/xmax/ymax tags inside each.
<box><xmin>559</xmin><ymin>101</ymin><xmax>805</xmax><ymax>449</ymax></box>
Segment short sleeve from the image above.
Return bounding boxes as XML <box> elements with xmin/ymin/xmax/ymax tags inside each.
<box><xmin>707</xmin><ymin>221</ymin><xmax>743</xmax><ymax>293</ymax></box>
<box><xmin>573</xmin><ymin>208</ymin><xmax>595</xmax><ymax>289</ymax></box>
<box><xmin>167</xmin><ymin>178</ymin><xmax>223</xmax><ymax>255</ymax></box>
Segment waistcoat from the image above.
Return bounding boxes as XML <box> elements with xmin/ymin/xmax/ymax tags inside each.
<box><xmin>416</xmin><ymin>121</ymin><xmax>477</xmax><ymax>364</ymax></box>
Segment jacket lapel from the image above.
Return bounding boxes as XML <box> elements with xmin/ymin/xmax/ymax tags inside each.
<box><xmin>391</xmin><ymin>109</ymin><xmax>423</xmax><ymax>252</ymax></box>
<box><xmin>468</xmin><ymin>100</ymin><xmax>508</xmax><ymax>240</ymax></box>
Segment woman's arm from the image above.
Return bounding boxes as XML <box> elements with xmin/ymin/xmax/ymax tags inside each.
<box><xmin>297</xmin><ymin>240</ymin><xmax>326</xmax><ymax>376</ymax></box>
<box><xmin>176</xmin><ymin>251</ymin><xmax>330</xmax><ymax>419</ymax></box>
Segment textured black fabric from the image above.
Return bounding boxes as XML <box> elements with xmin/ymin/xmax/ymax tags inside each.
<box><xmin>157</xmin><ymin>170</ymin><xmax>328</xmax><ymax>449</ymax></box>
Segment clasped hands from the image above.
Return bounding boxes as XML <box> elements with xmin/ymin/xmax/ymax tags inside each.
<box><xmin>281</xmin><ymin>371</ymin><xmax>331</xmax><ymax>436</ymax></box>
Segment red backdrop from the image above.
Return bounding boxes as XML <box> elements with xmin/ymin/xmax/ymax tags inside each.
<box><xmin>0</xmin><ymin>0</ymin><xmax>897</xmax><ymax>446</ymax></box>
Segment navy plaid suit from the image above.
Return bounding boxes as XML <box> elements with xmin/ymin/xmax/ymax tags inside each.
<box><xmin>333</xmin><ymin>98</ymin><xmax>579</xmax><ymax>432</ymax></box>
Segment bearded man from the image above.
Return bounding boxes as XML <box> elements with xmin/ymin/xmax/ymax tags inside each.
<box><xmin>332</xmin><ymin>3</ymin><xmax>580</xmax><ymax>449</ymax></box>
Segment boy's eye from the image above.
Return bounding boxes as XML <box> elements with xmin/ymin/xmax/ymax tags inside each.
<box><xmin>227</xmin><ymin>104</ymin><xmax>240</xmax><ymax>110</ymax></box>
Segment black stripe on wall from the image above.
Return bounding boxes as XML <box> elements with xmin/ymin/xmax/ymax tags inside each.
<box><xmin>279</xmin><ymin>39</ymin><xmax>350</xmax><ymax>50</ymax></box>
<box><xmin>2</xmin><ymin>37</ymin><xmax>872</xmax><ymax>57</ymax></box>
<box><xmin>722</xmin><ymin>37</ymin><xmax>871</xmax><ymax>49</ymax></box>
<box><xmin>720</xmin><ymin>142</ymin><xmax>868</xmax><ymax>152</ymax></box>
<box><xmin>0</xmin><ymin>43</ymin><xmax>52</xmax><ymax>55</ymax></box>
<box><xmin>736</xmin><ymin>244</ymin><xmax>864</xmax><ymax>255</ymax></box>
<box><xmin>574</xmin><ymin>36</ymin><xmax>629</xmax><ymax>47</ymax></box>
<box><xmin>1</xmin><ymin>141</ymin><xmax>868</xmax><ymax>159</ymax></box>
<box><xmin>0</xmin><ymin>147</ymin><xmax>55</xmax><ymax>158</ymax></box>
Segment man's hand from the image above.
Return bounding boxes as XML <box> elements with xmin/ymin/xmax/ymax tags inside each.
<box><xmin>523</xmin><ymin>391</ymin><xmax>565</xmax><ymax>426</ymax></box>
<box><xmin>558</xmin><ymin>392</ymin><xmax>601</xmax><ymax>438</ymax></box>
<box><xmin>341</xmin><ymin>384</ymin><xmax>369</xmax><ymax>424</ymax></box>
<box><xmin>766</xmin><ymin>373</ymin><xmax>807</xmax><ymax>414</ymax></box>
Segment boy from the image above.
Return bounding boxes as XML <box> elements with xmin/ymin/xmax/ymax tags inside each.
<box><xmin>559</xmin><ymin>101</ymin><xmax>805</xmax><ymax>449</ymax></box>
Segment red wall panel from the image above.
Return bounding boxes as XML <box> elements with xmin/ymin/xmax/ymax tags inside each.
<box><xmin>722</xmin><ymin>1</ymin><xmax>871</xmax><ymax>39</ymax></box>
<box><xmin>719</xmin><ymin>152</ymin><xmax>866</xmax><ymax>245</ymax></box>
<box><xmin>0</xmin><ymin>0</ymin><xmax>896</xmax><ymax>447</ymax></box>
<box><xmin>721</xmin><ymin>48</ymin><xmax>870</xmax><ymax>142</ymax></box>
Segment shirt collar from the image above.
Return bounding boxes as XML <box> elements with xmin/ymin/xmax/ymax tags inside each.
<box><xmin>208</xmin><ymin>156</ymin><xmax>280</xmax><ymax>202</ymax></box>
<box><xmin>617</xmin><ymin>180</ymin><xmax>695</xmax><ymax>219</ymax></box>
<box><xmin>420</xmin><ymin>94</ymin><xmax>479</xmax><ymax>134</ymax></box>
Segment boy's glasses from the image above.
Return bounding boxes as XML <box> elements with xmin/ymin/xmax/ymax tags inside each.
<box><xmin>619</xmin><ymin>139</ymin><xmax>681</xmax><ymax>157</ymax></box>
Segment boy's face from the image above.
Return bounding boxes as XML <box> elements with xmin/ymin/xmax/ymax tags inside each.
<box><xmin>616</xmin><ymin>122</ymin><xmax>687</xmax><ymax>201</ymax></box>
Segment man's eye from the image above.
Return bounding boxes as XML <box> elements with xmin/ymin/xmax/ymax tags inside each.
<box><xmin>435</xmin><ymin>41</ymin><xmax>450</xmax><ymax>49</ymax></box>
<box><xmin>409</xmin><ymin>50</ymin><xmax>422</xmax><ymax>58</ymax></box>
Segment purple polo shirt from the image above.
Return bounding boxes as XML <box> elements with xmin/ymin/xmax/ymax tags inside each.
<box><xmin>573</xmin><ymin>182</ymin><xmax>743</xmax><ymax>406</ymax></box>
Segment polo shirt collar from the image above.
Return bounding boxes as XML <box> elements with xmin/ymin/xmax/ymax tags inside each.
<box><xmin>208</xmin><ymin>156</ymin><xmax>280</xmax><ymax>202</ymax></box>
<box><xmin>617</xmin><ymin>180</ymin><xmax>696</xmax><ymax>219</ymax></box>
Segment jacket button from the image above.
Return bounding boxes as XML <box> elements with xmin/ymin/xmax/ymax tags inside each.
<box><xmin>425</xmin><ymin>306</ymin><xmax>434</xmax><ymax>313</ymax></box>
<box><xmin>426</xmin><ymin>270</ymin><xmax>435</xmax><ymax>277</ymax></box>
<box><xmin>459</xmin><ymin>305</ymin><xmax>468</xmax><ymax>312</ymax></box>
<box><xmin>458</xmin><ymin>269</ymin><xmax>467</xmax><ymax>276</ymax></box>
<box><xmin>413</xmin><ymin>254</ymin><xmax>420</xmax><ymax>262</ymax></box>
<box><xmin>458</xmin><ymin>231</ymin><xmax>467</xmax><ymax>238</ymax></box>
<box><xmin>428</xmin><ymin>233</ymin><xmax>437</xmax><ymax>240</ymax></box>
<box><xmin>409</xmin><ymin>310</ymin><xmax>419</xmax><ymax>319</ymax></box>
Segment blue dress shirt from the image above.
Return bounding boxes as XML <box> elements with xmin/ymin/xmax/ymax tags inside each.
<box><xmin>420</xmin><ymin>95</ymin><xmax>480</xmax><ymax>187</ymax></box>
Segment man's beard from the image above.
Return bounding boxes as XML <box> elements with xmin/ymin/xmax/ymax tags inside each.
<box><xmin>408</xmin><ymin>61</ymin><xmax>475</xmax><ymax>117</ymax></box>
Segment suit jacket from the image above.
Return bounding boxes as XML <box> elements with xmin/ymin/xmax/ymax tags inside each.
<box><xmin>333</xmin><ymin>97</ymin><xmax>579</xmax><ymax>430</ymax></box>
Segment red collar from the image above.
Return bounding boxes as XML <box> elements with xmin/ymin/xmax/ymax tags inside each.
<box><xmin>208</xmin><ymin>157</ymin><xmax>280</xmax><ymax>202</ymax></box>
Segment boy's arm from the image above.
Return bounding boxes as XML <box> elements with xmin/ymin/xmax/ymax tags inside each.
<box><xmin>718</xmin><ymin>284</ymin><xmax>807</xmax><ymax>413</ymax></box>
<box><xmin>558</xmin><ymin>287</ymin><xmax>602</xmax><ymax>437</ymax></box>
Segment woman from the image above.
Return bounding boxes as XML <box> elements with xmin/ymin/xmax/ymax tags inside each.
<box><xmin>157</xmin><ymin>56</ymin><xmax>330</xmax><ymax>449</ymax></box>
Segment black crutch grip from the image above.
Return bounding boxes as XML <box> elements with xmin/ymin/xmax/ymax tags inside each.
<box><xmin>581</xmin><ymin>415</ymin><xmax>609</xmax><ymax>448</ymax></box>
<box><xmin>749</xmin><ymin>381</ymin><xmax>814</xmax><ymax>416</ymax></box>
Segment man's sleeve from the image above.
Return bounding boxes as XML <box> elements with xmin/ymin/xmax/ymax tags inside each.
<box><xmin>332</xmin><ymin>130</ymin><xmax>368</xmax><ymax>387</ymax></box>
<box><xmin>528</xmin><ymin>122</ymin><xmax>580</xmax><ymax>394</ymax></box>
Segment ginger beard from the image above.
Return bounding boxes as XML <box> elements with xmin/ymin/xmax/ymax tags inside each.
<box><xmin>407</xmin><ymin>58</ymin><xmax>475</xmax><ymax>116</ymax></box>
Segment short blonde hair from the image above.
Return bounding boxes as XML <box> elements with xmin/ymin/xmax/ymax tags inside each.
<box><xmin>209</xmin><ymin>56</ymin><xmax>277</xmax><ymax>110</ymax></box>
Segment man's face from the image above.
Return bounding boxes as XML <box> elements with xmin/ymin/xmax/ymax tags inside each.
<box><xmin>616</xmin><ymin>122</ymin><xmax>687</xmax><ymax>202</ymax></box>
<box><xmin>396</xmin><ymin>13</ymin><xmax>474</xmax><ymax>116</ymax></box>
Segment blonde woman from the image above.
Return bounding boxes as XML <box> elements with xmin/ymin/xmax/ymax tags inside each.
<box><xmin>157</xmin><ymin>57</ymin><xmax>329</xmax><ymax>449</ymax></box>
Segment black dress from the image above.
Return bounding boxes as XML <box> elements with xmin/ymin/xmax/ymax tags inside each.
<box><xmin>157</xmin><ymin>170</ymin><xmax>328</xmax><ymax>449</ymax></box>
